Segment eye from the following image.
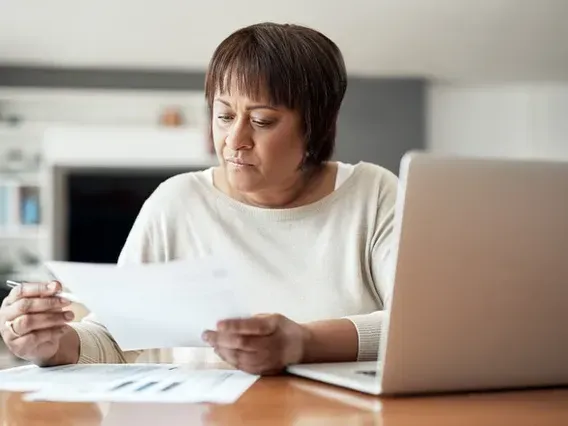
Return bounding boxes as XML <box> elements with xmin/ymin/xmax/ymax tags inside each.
<box><xmin>252</xmin><ymin>119</ymin><xmax>273</xmax><ymax>128</ymax></box>
<box><xmin>217</xmin><ymin>114</ymin><xmax>233</xmax><ymax>123</ymax></box>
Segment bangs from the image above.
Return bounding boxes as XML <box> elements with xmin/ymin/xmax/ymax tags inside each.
<box><xmin>205</xmin><ymin>37</ymin><xmax>302</xmax><ymax>110</ymax></box>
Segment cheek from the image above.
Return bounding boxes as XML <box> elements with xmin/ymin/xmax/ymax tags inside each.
<box><xmin>257</xmin><ymin>139</ymin><xmax>304</xmax><ymax>170</ymax></box>
<box><xmin>212</xmin><ymin>124</ymin><xmax>229</xmax><ymax>155</ymax></box>
<box><xmin>278</xmin><ymin>132</ymin><xmax>305</xmax><ymax>162</ymax></box>
<box><xmin>212</xmin><ymin>122</ymin><xmax>225</xmax><ymax>143</ymax></box>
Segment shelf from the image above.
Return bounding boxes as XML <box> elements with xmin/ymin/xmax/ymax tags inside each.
<box><xmin>43</xmin><ymin>125</ymin><xmax>217</xmax><ymax>168</ymax></box>
<box><xmin>0</xmin><ymin>173</ymin><xmax>42</xmax><ymax>186</ymax></box>
<box><xmin>0</xmin><ymin>122</ymin><xmax>47</xmax><ymax>140</ymax></box>
<box><xmin>0</xmin><ymin>226</ymin><xmax>47</xmax><ymax>239</ymax></box>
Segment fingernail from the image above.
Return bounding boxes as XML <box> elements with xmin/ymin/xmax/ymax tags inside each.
<box><xmin>64</xmin><ymin>311</ymin><xmax>74</xmax><ymax>321</ymax></box>
<box><xmin>59</xmin><ymin>297</ymin><xmax>71</xmax><ymax>306</ymax></box>
<box><xmin>201</xmin><ymin>332</ymin><xmax>210</xmax><ymax>342</ymax></box>
<box><xmin>48</xmin><ymin>281</ymin><xmax>57</xmax><ymax>291</ymax></box>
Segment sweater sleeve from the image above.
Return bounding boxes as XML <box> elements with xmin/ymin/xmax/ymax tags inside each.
<box><xmin>344</xmin><ymin>170</ymin><xmax>397</xmax><ymax>361</ymax></box>
<box><xmin>69</xmin><ymin>314</ymin><xmax>141</xmax><ymax>364</ymax></box>
<box><xmin>68</xmin><ymin>191</ymin><xmax>165</xmax><ymax>364</ymax></box>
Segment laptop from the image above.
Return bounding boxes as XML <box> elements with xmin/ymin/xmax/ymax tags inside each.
<box><xmin>287</xmin><ymin>151</ymin><xmax>568</xmax><ymax>395</ymax></box>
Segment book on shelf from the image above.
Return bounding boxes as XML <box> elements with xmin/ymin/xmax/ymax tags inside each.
<box><xmin>0</xmin><ymin>181</ymin><xmax>42</xmax><ymax>233</ymax></box>
<box><xmin>19</xmin><ymin>186</ymin><xmax>41</xmax><ymax>226</ymax></box>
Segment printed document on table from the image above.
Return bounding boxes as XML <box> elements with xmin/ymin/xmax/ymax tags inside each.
<box><xmin>0</xmin><ymin>363</ymin><xmax>178</xmax><ymax>392</ymax></box>
<box><xmin>43</xmin><ymin>257</ymin><xmax>253</xmax><ymax>351</ymax></box>
<box><xmin>23</xmin><ymin>367</ymin><xmax>259</xmax><ymax>404</ymax></box>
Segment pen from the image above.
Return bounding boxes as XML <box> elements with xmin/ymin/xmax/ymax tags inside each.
<box><xmin>4</xmin><ymin>280</ymin><xmax>82</xmax><ymax>304</ymax></box>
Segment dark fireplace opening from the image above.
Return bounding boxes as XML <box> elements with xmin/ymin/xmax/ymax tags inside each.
<box><xmin>65</xmin><ymin>167</ymin><xmax>201</xmax><ymax>263</ymax></box>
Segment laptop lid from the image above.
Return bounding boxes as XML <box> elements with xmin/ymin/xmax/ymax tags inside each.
<box><xmin>379</xmin><ymin>152</ymin><xmax>568</xmax><ymax>395</ymax></box>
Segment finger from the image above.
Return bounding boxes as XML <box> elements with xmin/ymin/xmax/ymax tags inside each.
<box><xmin>214</xmin><ymin>347</ymin><xmax>248</xmax><ymax>369</ymax></box>
<box><xmin>202</xmin><ymin>331</ymin><xmax>269</xmax><ymax>352</ymax></box>
<box><xmin>214</xmin><ymin>347</ymin><xmax>273</xmax><ymax>375</ymax></box>
<box><xmin>10</xmin><ymin>311</ymin><xmax>74</xmax><ymax>337</ymax></box>
<box><xmin>3</xmin><ymin>296</ymin><xmax>71</xmax><ymax>322</ymax></box>
<box><xmin>3</xmin><ymin>281</ymin><xmax>62</xmax><ymax>306</ymax></box>
<box><xmin>217</xmin><ymin>315</ymin><xmax>279</xmax><ymax>336</ymax></box>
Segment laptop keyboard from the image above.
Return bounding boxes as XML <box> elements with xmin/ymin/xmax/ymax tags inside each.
<box><xmin>356</xmin><ymin>370</ymin><xmax>377</xmax><ymax>377</ymax></box>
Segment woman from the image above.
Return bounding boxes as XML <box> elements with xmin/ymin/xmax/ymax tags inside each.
<box><xmin>0</xmin><ymin>22</ymin><xmax>397</xmax><ymax>375</ymax></box>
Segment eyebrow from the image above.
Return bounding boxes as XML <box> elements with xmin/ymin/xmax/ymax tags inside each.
<box><xmin>215</xmin><ymin>98</ymin><xmax>279</xmax><ymax>111</ymax></box>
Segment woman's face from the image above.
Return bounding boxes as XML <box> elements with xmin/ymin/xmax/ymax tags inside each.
<box><xmin>212</xmin><ymin>88</ymin><xmax>306</xmax><ymax>199</ymax></box>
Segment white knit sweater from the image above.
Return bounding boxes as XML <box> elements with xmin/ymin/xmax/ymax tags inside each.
<box><xmin>70</xmin><ymin>161</ymin><xmax>398</xmax><ymax>365</ymax></box>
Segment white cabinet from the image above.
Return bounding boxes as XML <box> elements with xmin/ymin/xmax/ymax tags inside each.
<box><xmin>427</xmin><ymin>83</ymin><xmax>568</xmax><ymax>161</ymax></box>
<box><xmin>530</xmin><ymin>86</ymin><xmax>568</xmax><ymax>160</ymax></box>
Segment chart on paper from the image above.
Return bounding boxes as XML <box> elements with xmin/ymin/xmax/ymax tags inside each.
<box><xmin>0</xmin><ymin>364</ymin><xmax>259</xmax><ymax>404</ymax></box>
<box><xmin>0</xmin><ymin>363</ymin><xmax>177</xmax><ymax>392</ymax></box>
<box><xmin>24</xmin><ymin>368</ymin><xmax>259</xmax><ymax>404</ymax></box>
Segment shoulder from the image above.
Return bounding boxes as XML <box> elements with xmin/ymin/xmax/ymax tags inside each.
<box><xmin>118</xmin><ymin>168</ymin><xmax>214</xmax><ymax>264</ymax></box>
<box><xmin>334</xmin><ymin>162</ymin><xmax>399</xmax><ymax>230</ymax></box>
<box><xmin>354</xmin><ymin>161</ymin><xmax>398</xmax><ymax>182</ymax></box>
<box><xmin>147</xmin><ymin>168</ymin><xmax>212</xmax><ymax>203</ymax></box>
<box><xmin>350</xmin><ymin>161</ymin><xmax>398</xmax><ymax>200</ymax></box>
<box><xmin>137</xmin><ymin>168</ymin><xmax>213</xmax><ymax>220</ymax></box>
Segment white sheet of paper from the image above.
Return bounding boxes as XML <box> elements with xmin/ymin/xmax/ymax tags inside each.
<box><xmin>44</xmin><ymin>258</ymin><xmax>253</xmax><ymax>350</ymax></box>
<box><xmin>0</xmin><ymin>363</ymin><xmax>178</xmax><ymax>392</ymax></box>
<box><xmin>24</xmin><ymin>368</ymin><xmax>259</xmax><ymax>404</ymax></box>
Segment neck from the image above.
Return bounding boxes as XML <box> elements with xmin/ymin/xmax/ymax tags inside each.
<box><xmin>214</xmin><ymin>166</ymin><xmax>326</xmax><ymax>208</ymax></box>
<box><xmin>232</xmin><ymin>171</ymin><xmax>316</xmax><ymax>208</ymax></box>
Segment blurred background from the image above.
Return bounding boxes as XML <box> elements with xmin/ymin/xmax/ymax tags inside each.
<box><xmin>0</xmin><ymin>0</ymin><xmax>567</xmax><ymax>293</ymax></box>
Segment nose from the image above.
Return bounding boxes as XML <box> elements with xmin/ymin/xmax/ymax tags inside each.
<box><xmin>225</xmin><ymin>118</ymin><xmax>252</xmax><ymax>151</ymax></box>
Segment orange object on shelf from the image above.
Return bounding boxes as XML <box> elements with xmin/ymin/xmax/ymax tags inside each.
<box><xmin>159</xmin><ymin>107</ymin><xmax>184</xmax><ymax>127</ymax></box>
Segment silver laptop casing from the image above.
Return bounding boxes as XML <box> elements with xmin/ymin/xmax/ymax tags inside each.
<box><xmin>289</xmin><ymin>152</ymin><xmax>568</xmax><ymax>395</ymax></box>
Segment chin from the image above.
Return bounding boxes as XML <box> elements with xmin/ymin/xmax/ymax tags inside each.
<box><xmin>225</xmin><ymin>167</ymin><xmax>260</xmax><ymax>192</ymax></box>
<box><xmin>227</xmin><ymin>176</ymin><xmax>260</xmax><ymax>193</ymax></box>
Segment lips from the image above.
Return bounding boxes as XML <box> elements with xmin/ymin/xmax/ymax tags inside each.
<box><xmin>226</xmin><ymin>158</ymin><xmax>253</xmax><ymax>166</ymax></box>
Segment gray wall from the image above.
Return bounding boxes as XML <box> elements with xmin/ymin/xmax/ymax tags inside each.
<box><xmin>0</xmin><ymin>66</ymin><xmax>426</xmax><ymax>174</ymax></box>
<box><xmin>337</xmin><ymin>78</ymin><xmax>425</xmax><ymax>174</ymax></box>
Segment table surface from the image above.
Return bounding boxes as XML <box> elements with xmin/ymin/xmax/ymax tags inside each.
<box><xmin>1</xmin><ymin>367</ymin><xmax>568</xmax><ymax>426</ymax></box>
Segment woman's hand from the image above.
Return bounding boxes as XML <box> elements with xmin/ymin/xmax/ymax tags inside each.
<box><xmin>0</xmin><ymin>281</ymin><xmax>75</xmax><ymax>366</ymax></box>
<box><xmin>202</xmin><ymin>314</ymin><xmax>310</xmax><ymax>375</ymax></box>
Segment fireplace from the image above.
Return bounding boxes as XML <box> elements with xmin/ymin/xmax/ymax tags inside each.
<box><xmin>42</xmin><ymin>125</ymin><xmax>217</xmax><ymax>263</ymax></box>
<box><xmin>64</xmin><ymin>167</ymin><xmax>197</xmax><ymax>263</ymax></box>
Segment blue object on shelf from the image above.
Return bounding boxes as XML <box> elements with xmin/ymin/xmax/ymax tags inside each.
<box><xmin>21</xmin><ymin>192</ymin><xmax>40</xmax><ymax>225</ymax></box>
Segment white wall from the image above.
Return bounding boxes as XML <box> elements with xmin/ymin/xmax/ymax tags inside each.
<box><xmin>1</xmin><ymin>0</ymin><xmax>568</xmax><ymax>80</ymax></box>
<box><xmin>427</xmin><ymin>83</ymin><xmax>568</xmax><ymax>160</ymax></box>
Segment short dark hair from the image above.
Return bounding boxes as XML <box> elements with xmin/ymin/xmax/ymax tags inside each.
<box><xmin>205</xmin><ymin>22</ymin><xmax>347</xmax><ymax>168</ymax></box>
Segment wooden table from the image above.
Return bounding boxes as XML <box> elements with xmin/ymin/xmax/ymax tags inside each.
<box><xmin>1</xmin><ymin>373</ymin><xmax>568</xmax><ymax>425</ymax></box>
